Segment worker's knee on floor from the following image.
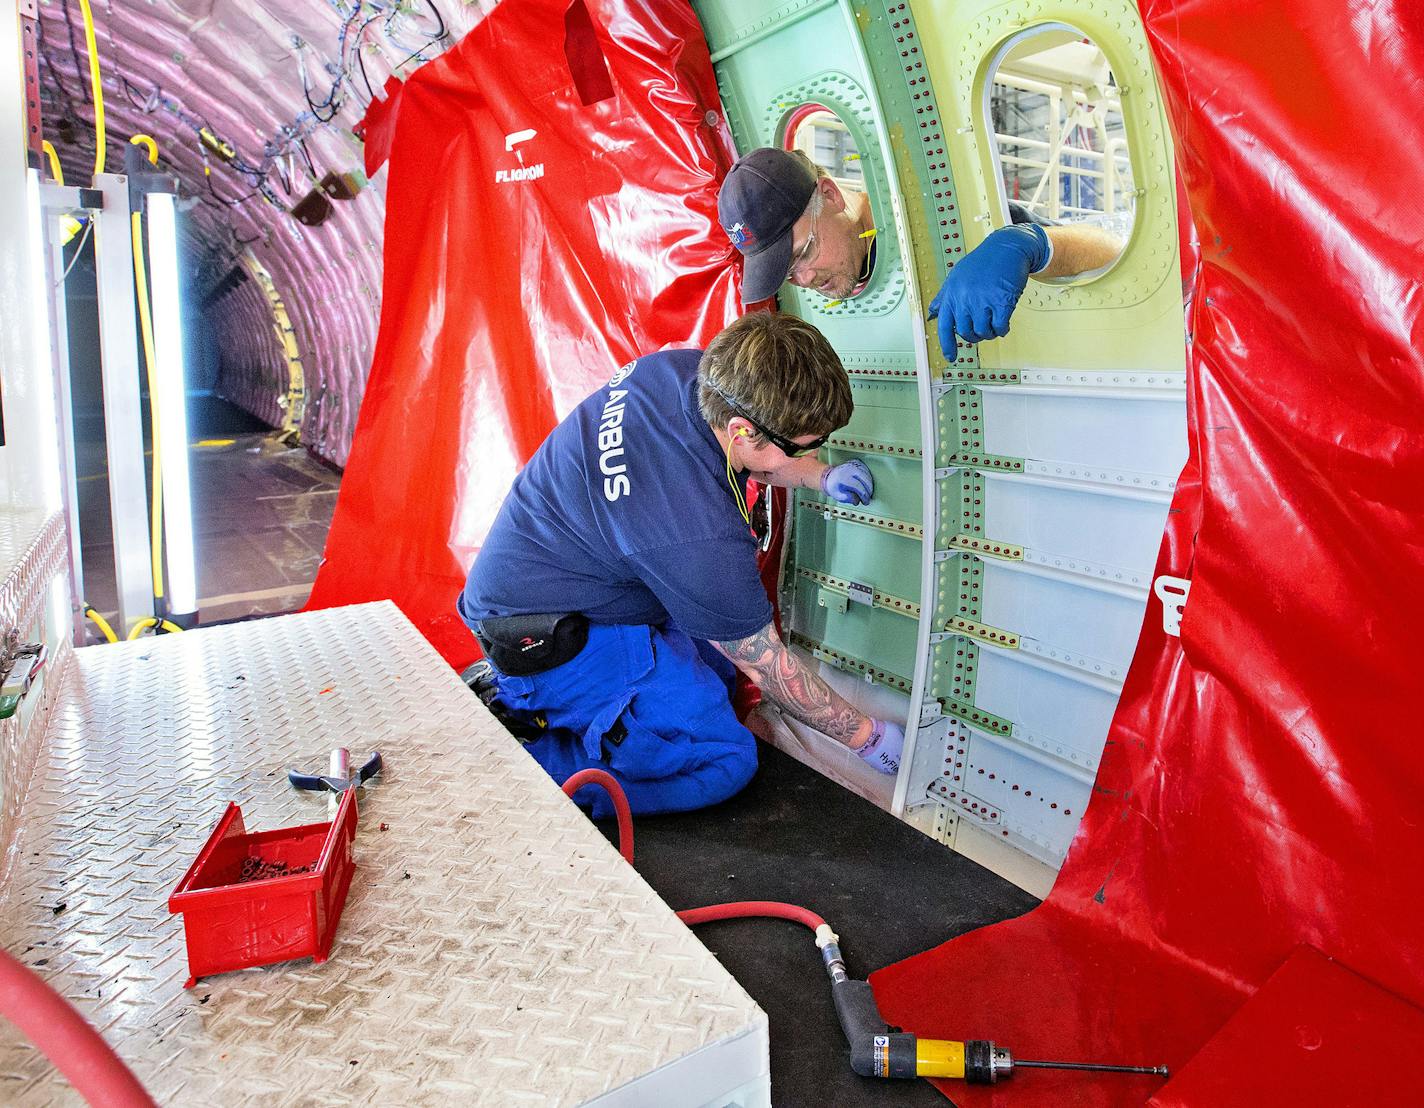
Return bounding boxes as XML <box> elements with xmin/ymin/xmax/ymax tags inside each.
<box><xmin>698</xmin><ymin>737</ymin><xmax>758</xmax><ymax>807</ymax></box>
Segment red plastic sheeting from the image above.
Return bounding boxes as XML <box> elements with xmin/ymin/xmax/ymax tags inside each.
<box><xmin>1153</xmin><ymin>947</ymin><xmax>1424</xmax><ymax>1108</ymax></box>
<box><xmin>306</xmin><ymin>0</ymin><xmax>743</xmax><ymax>664</ymax></box>
<box><xmin>356</xmin><ymin>75</ymin><xmax>407</xmax><ymax>180</ymax></box>
<box><xmin>871</xmin><ymin>2</ymin><xmax>1424</xmax><ymax>1104</ymax></box>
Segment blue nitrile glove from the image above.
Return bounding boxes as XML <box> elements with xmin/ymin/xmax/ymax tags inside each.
<box><xmin>927</xmin><ymin>222</ymin><xmax>1051</xmax><ymax>352</ymax></box>
<box><xmin>821</xmin><ymin>459</ymin><xmax>873</xmax><ymax>505</ymax></box>
<box><xmin>856</xmin><ymin>718</ymin><xmax>904</xmax><ymax>775</ymax></box>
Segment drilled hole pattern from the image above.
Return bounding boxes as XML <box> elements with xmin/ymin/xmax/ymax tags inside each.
<box><xmin>939</xmin><ymin>697</ymin><xmax>1013</xmax><ymax>736</ymax></box>
<box><xmin>796</xmin><ymin>499</ymin><xmax>924</xmax><ymax>539</ymax></box>
<box><xmin>945</xmin><ymin>616</ymin><xmax>1019</xmax><ymax>649</ymax></box>
<box><xmin>797</xmin><ymin>568</ymin><xmax>921</xmax><ymax>619</ymax></box>
<box><xmin>826</xmin><ymin>436</ymin><xmax>922</xmax><ymax>458</ymax></box>
<box><xmin>950</xmin><ymin>535</ymin><xmax>1024</xmax><ymax>561</ymax></box>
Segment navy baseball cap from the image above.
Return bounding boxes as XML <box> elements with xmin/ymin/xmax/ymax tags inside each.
<box><xmin>718</xmin><ymin>148</ymin><xmax>818</xmax><ymax>303</ymax></box>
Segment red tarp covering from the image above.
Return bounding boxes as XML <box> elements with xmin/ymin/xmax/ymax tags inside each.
<box><xmin>871</xmin><ymin>2</ymin><xmax>1424</xmax><ymax>1104</ymax></box>
<box><xmin>307</xmin><ymin>0</ymin><xmax>742</xmax><ymax>665</ymax></box>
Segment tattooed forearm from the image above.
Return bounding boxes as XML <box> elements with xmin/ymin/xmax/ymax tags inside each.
<box><xmin>715</xmin><ymin>623</ymin><xmax>869</xmax><ymax>747</ymax></box>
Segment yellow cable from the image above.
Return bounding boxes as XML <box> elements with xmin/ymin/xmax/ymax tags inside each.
<box><xmin>83</xmin><ymin>606</ymin><xmax>118</xmax><ymax>644</ymax></box>
<box><xmin>78</xmin><ymin>0</ymin><xmax>106</xmax><ymax>176</ymax></box>
<box><xmin>724</xmin><ymin>436</ymin><xmax>751</xmax><ymax>526</ymax></box>
<box><xmin>42</xmin><ymin>141</ymin><xmax>63</xmax><ymax>184</ymax></box>
<box><xmin>129</xmin><ymin>134</ymin><xmax>158</xmax><ymax>165</ymax></box>
<box><xmin>126</xmin><ymin>617</ymin><xmax>184</xmax><ymax>640</ymax></box>
<box><xmin>131</xmin><ymin>211</ymin><xmax>165</xmax><ymax>600</ymax></box>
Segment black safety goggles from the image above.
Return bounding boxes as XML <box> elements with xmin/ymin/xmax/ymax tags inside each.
<box><xmin>738</xmin><ymin>412</ymin><xmax>830</xmax><ymax>458</ymax></box>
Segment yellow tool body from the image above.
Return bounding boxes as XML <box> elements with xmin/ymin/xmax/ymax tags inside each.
<box><xmin>915</xmin><ymin>1038</ymin><xmax>966</xmax><ymax>1078</ymax></box>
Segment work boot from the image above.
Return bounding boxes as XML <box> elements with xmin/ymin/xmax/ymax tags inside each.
<box><xmin>460</xmin><ymin>660</ymin><xmax>549</xmax><ymax>745</ymax></box>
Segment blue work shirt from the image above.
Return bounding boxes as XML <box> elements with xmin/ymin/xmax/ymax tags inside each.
<box><xmin>459</xmin><ymin>349</ymin><xmax>773</xmax><ymax>644</ymax></box>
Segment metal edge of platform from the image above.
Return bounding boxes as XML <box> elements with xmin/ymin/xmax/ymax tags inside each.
<box><xmin>0</xmin><ymin>508</ymin><xmax>70</xmax><ymax>880</ymax></box>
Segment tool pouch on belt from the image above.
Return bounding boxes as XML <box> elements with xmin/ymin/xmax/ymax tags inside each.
<box><xmin>474</xmin><ymin>612</ymin><xmax>589</xmax><ymax>677</ymax></box>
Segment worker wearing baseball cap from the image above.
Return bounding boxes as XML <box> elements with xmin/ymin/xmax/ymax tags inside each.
<box><xmin>718</xmin><ymin>146</ymin><xmax>1122</xmax><ymax>352</ymax></box>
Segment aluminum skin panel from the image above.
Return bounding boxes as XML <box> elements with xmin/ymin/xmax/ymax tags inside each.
<box><xmin>979</xmin><ymin>474</ymin><xmax>1171</xmax><ymax>590</ymax></box>
<box><xmin>935</xmin><ymin>727</ymin><xmax>1094</xmax><ymax>867</ymax></box>
<box><xmin>978</xmin><ymin>560</ymin><xmax>1145</xmax><ymax>680</ymax></box>
<box><xmin>972</xmin><ymin>648</ymin><xmax>1118</xmax><ymax>770</ymax></box>
<box><xmin>977</xmin><ymin>387</ymin><xmax>1186</xmax><ymax>492</ymax></box>
<box><xmin>0</xmin><ymin>602</ymin><xmax>768</xmax><ymax>1106</ymax></box>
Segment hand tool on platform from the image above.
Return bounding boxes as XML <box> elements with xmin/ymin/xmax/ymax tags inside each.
<box><xmin>287</xmin><ymin>748</ymin><xmax>382</xmax><ymax>813</ymax></box>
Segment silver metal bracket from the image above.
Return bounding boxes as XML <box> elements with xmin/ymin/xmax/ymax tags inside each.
<box><xmin>846</xmin><ymin>580</ymin><xmax>874</xmax><ymax>606</ymax></box>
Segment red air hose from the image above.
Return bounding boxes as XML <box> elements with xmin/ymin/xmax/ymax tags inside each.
<box><xmin>561</xmin><ymin>768</ymin><xmax>635</xmax><ymax>863</ymax></box>
<box><xmin>676</xmin><ymin>900</ymin><xmax>828</xmax><ymax>931</ymax></box>
<box><xmin>559</xmin><ymin>771</ymin><xmax>828</xmax><ymax>932</ymax></box>
<box><xmin>0</xmin><ymin>948</ymin><xmax>156</xmax><ymax>1107</ymax></box>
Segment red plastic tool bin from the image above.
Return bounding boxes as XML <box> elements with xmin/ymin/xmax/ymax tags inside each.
<box><xmin>168</xmin><ymin>789</ymin><xmax>359</xmax><ymax>987</ymax></box>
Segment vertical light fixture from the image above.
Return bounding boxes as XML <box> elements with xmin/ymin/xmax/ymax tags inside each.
<box><xmin>24</xmin><ymin>169</ymin><xmax>63</xmax><ymax>513</ymax></box>
<box><xmin>144</xmin><ymin>191</ymin><xmax>197</xmax><ymax>620</ymax></box>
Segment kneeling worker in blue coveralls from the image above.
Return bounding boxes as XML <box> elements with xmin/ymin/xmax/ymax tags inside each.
<box><xmin>458</xmin><ymin>311</ymin><xmax>905</xmax><ymax>815</ymax></box>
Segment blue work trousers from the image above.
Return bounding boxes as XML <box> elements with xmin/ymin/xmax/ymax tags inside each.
<box><xmin>491</xmin><ymin>622</ymin><xmax>758</xmax><ymax>816</ymax></box>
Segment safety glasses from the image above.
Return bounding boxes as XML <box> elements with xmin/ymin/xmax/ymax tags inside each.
<box><xmin>786</xmin><ymin>209</ymin><xmax>820</xmax><ymax>281</ymax></box>
<box><xmin>736</xmin><ymin>410</ymin><xmax>830</xmax><ymax>458</ymax></box>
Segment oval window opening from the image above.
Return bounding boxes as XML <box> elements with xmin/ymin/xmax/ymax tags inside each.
<box><xmin>786</xmin><ymin>105</ymin><xmax>863</xmax><ymax>189</ymax></box>
<box><xmin>987</xmin><ymin>27</ymin><xmax>1135</xmax><ymax>271</ymax></box>
<box><xmin>782</xmin><ymin>105</ymin><xmax>878</xmax><ymax>301</ymax></box>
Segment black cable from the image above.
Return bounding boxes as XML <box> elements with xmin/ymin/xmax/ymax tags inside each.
<box><xmin>355</xmin><ymin>28</ymin><xmax>377</xmax><ymax>101</ymax></box>
<box><xmin>388</xmin><ymin>0</ymin><xmax>454</xmax><ymax>71</ymax></box>
<box><xmin>121</xmin><ymin>76</ymin><xmax>148</xmax><ymax>108</ymax></box>
<box><xmin>301</xmin><ymin>61</ymin><xmax>337</xmax><ymax>123</ymax></box>
<box><xmin>419</xmin><ymin>0</ymin><xmax>448</xmax><ymax>41</ymax></box>
<box><xmin>35</xmin><ymin>18</ymin><xmax>85</xmax><ymax>108</ymax></box>
<box><xmin>205</xmin><ymin>167</ymin><xmax>261</xmax><ymax>207</ymax></box>
<box><xmin>60</xmin><ymin>0</ymin><xmax>90</xmax><ymax>104</ymax></box>
<box><xmin>303</xmin><ymin>2</ymin><xmax>363</xmax><ymax>120</ymax></box>
<box><xmin>297</xmin><ymin>138</ymin><xmax>317</xmax><ymax>180</ymax></box>
<box><xmin>390</xmin><ymin>41</ymin><xmax>432</xmax><ymax>71</ymax></box>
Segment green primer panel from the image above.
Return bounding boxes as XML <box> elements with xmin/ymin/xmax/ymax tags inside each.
<box><xmin>790</xmin><ymin>580</ymin><xmax>920</xmax><ymax>681</ymax></box>
<box><xmin>791</xmin><ymin>506</ymin><xmax>920</xmax><ymax>599</ymax></box>
<box><xmin>694</xmin><ymin>0</ymin><xmax>930</xmax><ymax>695</ymax></box>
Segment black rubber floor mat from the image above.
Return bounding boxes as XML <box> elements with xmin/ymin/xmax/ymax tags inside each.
<box><xmin>590</xmin><ymin>741</ymin><xmax>1041</xmax><ymax>1107</ymax></box>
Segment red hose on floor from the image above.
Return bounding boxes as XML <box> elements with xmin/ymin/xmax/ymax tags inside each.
<box><xmin>559</xmin><ymin>771</ymin><xmax>828</xmax><ymax>932</ymax></box>
<box><xmin>677</xmin><ymin>901</ymin><xmax>828</xmax><ymax>931</ymax></box>
<box><xmin>0</xmin><ymin>948</ymin><xmax>156</xmax><ymax>1107</ymax></box>
<box><xmin>561</xmin><ymin>768</ymin><xmax>635</xmax><ymax>864</ymax></box>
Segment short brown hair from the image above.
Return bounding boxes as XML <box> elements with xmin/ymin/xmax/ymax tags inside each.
<box><xmin>698</xmin><ymin>312</ymin><xmax>852</xmax><ymax>443</ymax></box>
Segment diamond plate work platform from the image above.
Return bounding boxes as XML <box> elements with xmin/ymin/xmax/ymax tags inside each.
<box><xmin>0</xmin><ymin>602</ymin><xmax>770</xmax><ymax>1106</ymax></box>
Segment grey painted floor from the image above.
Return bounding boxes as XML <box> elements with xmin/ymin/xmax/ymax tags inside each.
<box><xmin>76</xmin><ymin>399</ymin><xmax>339</xmax><ymax>634</ymax></box>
